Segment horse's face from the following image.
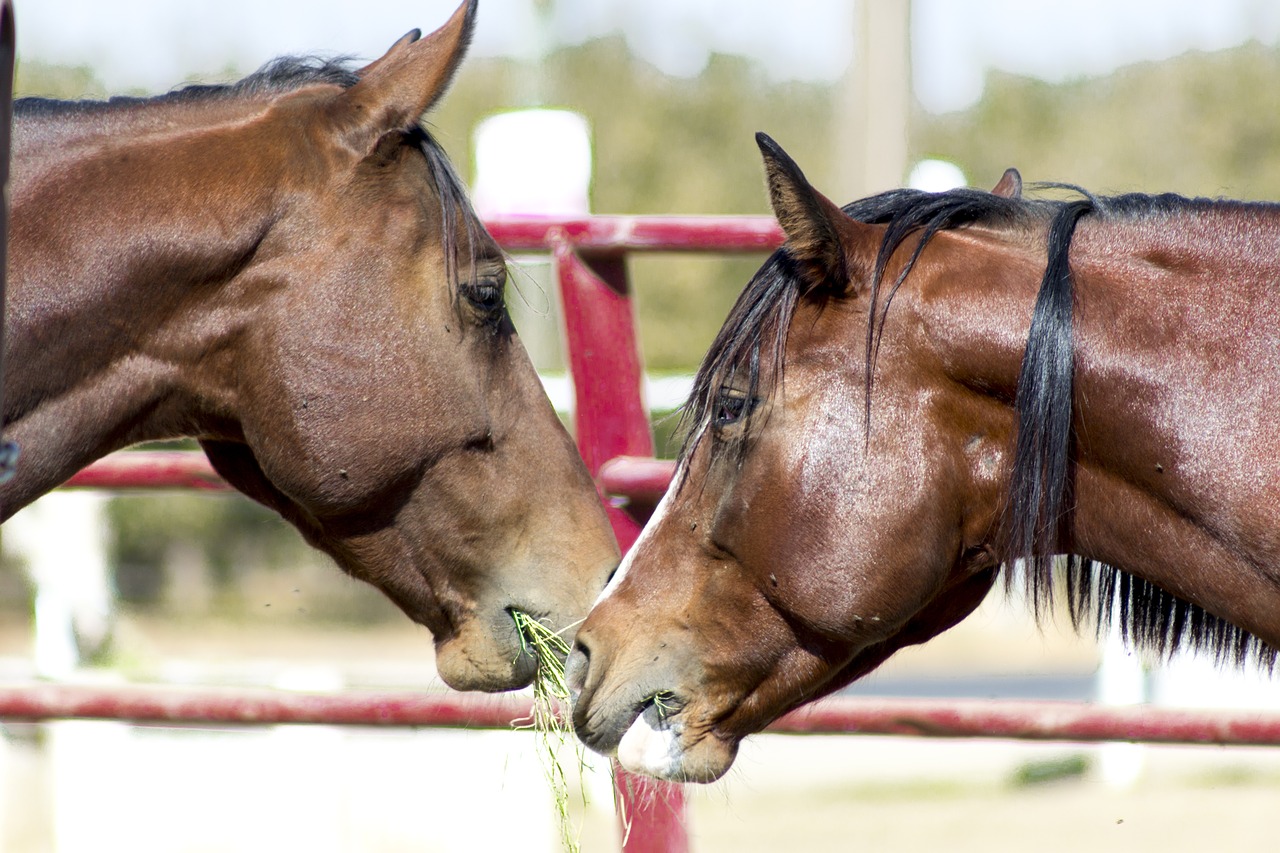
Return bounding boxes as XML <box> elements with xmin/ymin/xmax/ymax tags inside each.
<box><xmin>199</xmin><ymin>6</ymin><xmax>618</xmax><ymax>691</ymax></box>
<box><xmin>567</xmin><ymin>136</ymin><xmax>1003</xmax><ymax>780</ymax></box>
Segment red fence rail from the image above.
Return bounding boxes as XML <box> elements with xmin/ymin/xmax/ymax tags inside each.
<box><xmin>6</xmin><ymin>686</ymin><xmax>1280</xmax><ymax>749</ymax></box>
<box><xmin>17</xmin><ymin>214</ymin><xmax>1280</xmax><ymax>852</ymax></box>
<box><xmin>66</xmin><ymin>450</ymin><xmax>230</xmax><ymax>491</ymax></box>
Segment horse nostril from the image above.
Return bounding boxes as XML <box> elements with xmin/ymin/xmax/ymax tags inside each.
<box><xmin>565</xmin><ymin>638</ymin><xmax>591</xmax><ymax>697</ymax></box>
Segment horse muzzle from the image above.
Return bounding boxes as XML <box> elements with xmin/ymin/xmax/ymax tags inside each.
<box><xmin>565</xmin><ymin>643</ymin><xmax>738</xmax><ymax>783</ymax></box>
<box><xmin>432</xmin><ymin>605</ymin><xmax>539</xmax><ymax>692</ymax></box>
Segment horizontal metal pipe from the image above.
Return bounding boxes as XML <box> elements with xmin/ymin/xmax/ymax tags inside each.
<box><xmin>66</xmin><ymin>451</ymin><xmax>682</xmax><ymax>500</ymax></box>
<box><xmin>485</xmin><ymin>215</ymin><xmax>783</xmax><ymax>254</ymax></box>
<box><xmin>63</xmin><ymin>451</ymin><xmax>229</xmax><ymax>491</ymax></box>
<box><xmin>774</xmin><ymin>696</ymin><xmax>1280</xmax><ymax>747</ymax></box>
<box><xmin>5</xmin><ymin>685</ymin><xmax>1280</xmax><ymax>749</ymax></box>
<box><xmin>598</xmin><ymin>456</ymin><xmax>676</xmax><ymax>504</ymax></box>
<box><xmin>0</xmin><ymin>683</ymin><xmax>533</xmax><ymax>729</ymax></box>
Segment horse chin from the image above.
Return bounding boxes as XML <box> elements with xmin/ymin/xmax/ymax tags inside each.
<box><xmin>432</xmin><ymin>614</ymin><xmax>537</xmax><ymax>693</ymax></box>
<box><xmin>615</xmin><ymin>704</ymin><xmax>738</xmax><ymax>783</ymax></box>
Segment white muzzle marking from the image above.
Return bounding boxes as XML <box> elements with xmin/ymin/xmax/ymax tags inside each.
<box><xmin>616</xmin><ymin>709</ymin><xmax>682</xmax><ymax>780</ymax></box>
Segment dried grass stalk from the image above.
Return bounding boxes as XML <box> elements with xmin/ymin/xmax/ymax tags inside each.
<box><xmin>512</xmin><ymin>610</ymin><xmax>588</xmax><ymax>853</ymax></box>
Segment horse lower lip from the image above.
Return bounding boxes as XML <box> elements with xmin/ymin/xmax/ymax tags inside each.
<box><xmin>616</xmin><ymin>701</ymin><xmax>682</xmax><ymax>778</ymax></box>
<box><xmin>575</xmin><ymin>698</ymin><xmax>645</xmax><ymax>757</ymax></box>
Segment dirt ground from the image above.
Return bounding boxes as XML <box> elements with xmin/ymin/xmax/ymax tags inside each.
<box><xmin>681</xmin><ymin>773</ymin><xmax>1280</xmax><ymax>853</ymax></box>
<box><xmin>7</xmin><ymin>724</ymin><xmax>1280</xmax><ymax>852</ymax></box>
<box><xmin>559</xmin><ymin>731</ymin><xmax>1280</xmax><ymax>852</ymax></box>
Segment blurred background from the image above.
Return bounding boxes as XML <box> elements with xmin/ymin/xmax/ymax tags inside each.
<box><xmin>6</xmin><ymin>1</ymin><xmax>1280</xmax><ymax>850</ymax></box>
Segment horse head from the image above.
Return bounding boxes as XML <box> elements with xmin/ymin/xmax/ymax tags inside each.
<box><xmin>566</xmin><ymin>136</ymin><xmax>1018</xmax><ymax>780</ymax></box>
<box><xmin>4</xmin><ymin>1</ymin><xmax>619</xmax><ymax>692</ymax></box>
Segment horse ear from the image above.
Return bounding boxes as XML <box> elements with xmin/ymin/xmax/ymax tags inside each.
<box><xmin>355</xmin><ymin>29</ymin><xmax>425</xmax><ymax>80</ymax></box>
<box><xmin>991</xmin><ymin>167</ymin><xmax>1022</xmax><ymax>199</ymax></box>
<box><xmin>339</xmin><ymin>0</ymin><xmax>476</xmax><ymax>148</ymax></box>
<box><xmin>756</xmin><ymin>132</ymin><xmax>872</xmax><ymax>296</ymax></box>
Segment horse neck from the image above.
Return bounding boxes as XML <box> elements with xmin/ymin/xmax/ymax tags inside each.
<box><xmin>4</xmin><ymin>100</ymin><xmax>288</xmax><ymax>515</ymax></box>
<box><xmin>1071</xmin><ymin>207</ymin><xmax>1280</xmax><ymax>643</ymax></box>
<box><xmin>921</xmin><ymin>207</ymin><xmax>1280</xmax><ymax>646</ymax></box>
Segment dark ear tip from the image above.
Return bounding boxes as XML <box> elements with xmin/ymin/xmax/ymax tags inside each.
<box><xmin>403</xmin><ymin>28</ymin><xmax>422</xmax><ymax>44</ymax></box>
<box><xmin>756</xmin><ymin>133</ymin><xmax>807</xmax><ymax>187</ymax></box>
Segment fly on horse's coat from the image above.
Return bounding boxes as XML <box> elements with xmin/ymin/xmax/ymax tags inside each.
<box><xmin>568</xmin><ymin>132</ymin><xmax>1280</xmax><ymax>782</ymax></box>
<box><xmin>1</xmin><ymin>0</ymin><xmax>618</xmax><ymax>692</ymax></box>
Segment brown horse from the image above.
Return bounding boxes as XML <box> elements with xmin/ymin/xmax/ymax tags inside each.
<box><xmin>2</xmin><ymin>1</ymin><xmax>619</xmax><ymax>692</ymax></box>
<box><xmin>567</xmin><ymin>132</ymin><xmax>1280</xmax><ymax>781</ymax></box>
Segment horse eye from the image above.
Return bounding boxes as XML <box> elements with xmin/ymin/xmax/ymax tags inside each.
<box><xmin>714</xmin><ymin>390</ymin><xmax>752</xmax><ymax>427</ymax></box>
<box><xmin>464</xmin><ymin>273</ymin><xmax>505</xmax><ymax>314</ymax></box>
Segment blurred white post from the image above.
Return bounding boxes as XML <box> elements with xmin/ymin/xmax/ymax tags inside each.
<box><xmin>907</xmin><ymin>158</ymin><xmax>967</xmax><ymax>192</ymax></box>
<box><xmin>473</xmin><ymin>109</ymin><xmax>591</xmax><ymax>220</ymax></box>
<box><xmin>3</xmin><ymin>491</ymin><xmax>114</xmax><ymax>677</ymax></box>
<box><xmin>836</xmin><ymin>0</ymin><xmax>911</xmax><ymax>200</ymax></box>
<box><xmin>1096</xmin><ymin>617</ymin><xmax>1146</xmax><ymax>788</ymax></box>
<box><xmin>4</xmin><ymin>490</ymin><xmax>117</xmax><ymax>853</ymax></box>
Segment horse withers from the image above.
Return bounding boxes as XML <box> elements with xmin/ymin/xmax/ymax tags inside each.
<box><xmin>2</xmin><ymin>1</ymin><xmax>619</xmax><ymax>692</ymax></box>
<box><xmin>567</xmin><ymin>132</ymin><xmax>1280</xmax><ymax>781</ymax></box>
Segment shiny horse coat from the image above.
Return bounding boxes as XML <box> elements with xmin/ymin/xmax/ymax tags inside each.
<box><xmin>568</xmin><ymin>133</ymin><xmax>1280</xmax><ymax>781</ymax></box>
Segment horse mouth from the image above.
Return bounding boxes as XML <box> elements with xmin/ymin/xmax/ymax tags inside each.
<box><xmin>510</xmin><ymin>608</ymin><xmax>576</xmax><ymax>678</ymax></box>
<box><xmin>431</xmin><ymin>606</ymin><xmax>547</xmax><ymax>692</ymax></box>
<box><xmin>602</xmin><ymin>691</ymin><xmax>732</xmax><ymax>783</ymax></box>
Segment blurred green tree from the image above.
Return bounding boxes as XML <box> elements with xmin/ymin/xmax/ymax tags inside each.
<box><xmin>15</xmin><ymin>58</ymin><xmax>106</xmax><ymax>99</ymax></box>
<box><xmin>913</xmin><ymin>43</ymin><xmax>1280</xmax><ymax>201</ymax></box>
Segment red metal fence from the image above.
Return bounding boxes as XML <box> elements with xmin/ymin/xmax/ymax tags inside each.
<box><xmin>10</xmin><ymin>215</ymin><xmax>1280</xmax><ymax>852</ymax></box>
<box><xmin>8</xmin><ymin>684</ymin><xmax>1280</xmax><ymax>747</ymax></box>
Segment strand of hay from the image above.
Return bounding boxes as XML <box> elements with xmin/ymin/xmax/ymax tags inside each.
<box><xmin>512</xmin><ymin>611</ymin><xmax>587</xmax><ymax>853</ymax></box>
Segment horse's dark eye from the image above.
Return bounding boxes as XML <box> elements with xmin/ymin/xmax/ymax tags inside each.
<box><xmin>463</xmin><ymin>273</ymin><xmax>505</xmax><ymax>314</ymax></box>
<box><xmin>715</xmin><ymin>390</ymin><xmax>752</xmax><ymax>427</ymax></box>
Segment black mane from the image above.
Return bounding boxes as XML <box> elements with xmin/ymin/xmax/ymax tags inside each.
<box><xmin>681</xmin><ymin>184</ymin><xmax>1040</xmax><ymax>467</ymax></box>
<box><xmin>683</xmin><ymin>184</ymin><xmax>1278</xmax><ymax>670</ymax></box>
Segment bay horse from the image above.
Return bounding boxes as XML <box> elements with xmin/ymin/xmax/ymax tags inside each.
<box><xmin>1</xmin><ymin>0</ymin><xmax>619</xmax><ymax>692</ymax></box>
<box><xmin>567</xmin><ymin>132</ymin><xmax>1280</xmax><ymax>781</ymax></box>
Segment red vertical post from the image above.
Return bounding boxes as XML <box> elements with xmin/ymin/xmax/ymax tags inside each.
<box><xmin>551</xmin><ymin>237</ymin><xmax>651</xmax><ymax>554</ymax></box>
<box><xmin>552</xmin><ymin>235</ymin><xmax>689</xmax><ymax>852</ymax></box>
